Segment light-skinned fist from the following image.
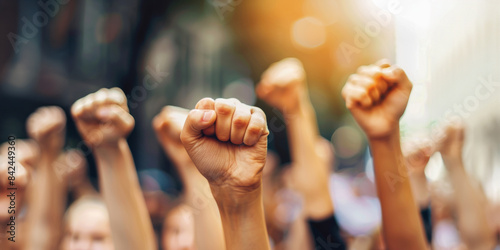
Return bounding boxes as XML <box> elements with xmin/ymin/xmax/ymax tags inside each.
<box><xmin>71</xmin><ymin>88</ymin><xmax>135</xmax><ymax>148</ymax></box>
<box><xmin>256</xmin><ymin>58</ymin><xmax>308</xmax><ymax>115</ymax></box>
<box><xmin>26</xmin><ymin>106</ymin><xmax>66</xmax><ymax>157</ymax></box>
<box><xmin>180</xmin><ymin>98</ymin><xmax>269</xmax><ymax>195</ymax></box>
<box><xmin>436</xmin><ymin>122</ymin><xmax>465</xmax><ymax>166</ymax></box>
<box><xmin>342</xmin><ymin>60</ymin><xmax>413</xmax><ymax>140</ymax></box>
<box><xmin>152</xmin><ymin>106</ymin><xmax>191</xmax><ymax>166</ymax></box>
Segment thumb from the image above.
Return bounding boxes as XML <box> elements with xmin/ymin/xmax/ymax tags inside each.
<box><xmin>180</xmin><ymin>109</ymin><xmax>216</xmax><ymax>148</ymax></box>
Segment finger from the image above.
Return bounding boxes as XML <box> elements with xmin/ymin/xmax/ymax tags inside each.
<box><xmin>214</xmin><ymin>98</ymin><xmax>238</xmax><ymax>141</ymax></box>
<box><xmin>71</xmin><ymin>97</ymin><xmax>85</xmax><ymax>120</ymax></box>
<box><xmin>96</xmin><ymin>105</ymin><xmax>135</xmax><ymax>135</ymax></box>
<box><xmin>348</xmin><ymin>74</ymin><xmax>382</xmax><ymax>104</ymax></box>
<box><xmin>230</xmin><ymin>104</ymin><xmax>252</xmax><ymax>145</ymax></box>
<box><xmin>380</xmin><ymin>66</ymin><xmax>412</xmax><ymax>91</ymax></box>
<box><xmin>342</xmin><ymin>83</ymin><xmax>372</xmax><ymax>109</ymax></box>
<box><xmin>79</xmin><ymin>93</ymin><xmax>97</xmax><ymax>120</ymax></box>
<box><xmin>357</xmin><ymin>65</ymin><xmax>383</xmax><ymax>79</ymax></box>
<box><xmin>109</xmin><ymin>87</ymin><xmax>128</xmax><ymax>112</ymax></box>
<box><xmin>93</xmin><ymin>88</ymin><xmax>110</xmax><ymax>109</ymax></box>
<box><xmin>195</xmin><ymin>98</ymin><xmax>216</xmax><ymax>136</ymax></box>
<box><xmin>243</xmin><ymin>108</ymin><xmax>268</xmax><ymax>146</ymax></box>
<box><xmin>180</xmin><ymin>109</ymin><xmax>217</xmax><ymax>149</ymax></box>
<box><xmin>375</xmin><ymin>58</ymin><xmax>391</xmax><ymax>68</ymax></box>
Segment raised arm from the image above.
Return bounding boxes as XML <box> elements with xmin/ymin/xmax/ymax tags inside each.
<box><xmin>180</xmin><ymin>98</ymin><xmax>271</xmax><ymax>250</ymax></box>
<box><xmin>71</xmin><ymin>88</ymin><xmax>156</xmax><ymax>250</ymax></box>
<box><xmin>256</xmin><ymin>58</ymin><xmax>333</xmax><ymax>219</ymax></box>
<box><xmin>437</xmin><ymin>123</ymin><xmax>496</xmax><ymax>250</ymax></box>
<box><xmin>153</xmin><ymin>105</ymin><xmax>225</xmax><ymax>250</ymax></box>
<box><xmin>24</xmin><ymin>106</ymin><xmax>68</xmax><ymax>250</ymax></box>
<box><xmin>342</xmin><ymin>61</ymin><xmax>427</xmax><ymax>249</ymax></box>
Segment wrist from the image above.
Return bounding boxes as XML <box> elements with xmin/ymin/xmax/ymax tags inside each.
<box><xmin>368</xmin><ymin>126</ymin><xmax>401</xmax><ymax>147</ymax></box>
<box><xmin>93</xmin><ymin>138</ymin><xmax>128</xmax><ymax>159</ymax></box>
<box><xmin>211</xmin><ymin>183</ymin><xmax>263</xmax><ymax>214</ymax></box>
<box><xmin>282</xmin><ymin>100</ymin><xmax>312</xmax><ymax>120</ymax></box>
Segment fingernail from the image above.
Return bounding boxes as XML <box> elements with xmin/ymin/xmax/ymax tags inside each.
<box><xmin>202</xmin><ymin>111</ymin><xmax>213</xmax><ymax>122</ymax></box>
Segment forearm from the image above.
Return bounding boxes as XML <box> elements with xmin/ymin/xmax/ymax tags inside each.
<box><xmin>25</xmin><ymin>154</ymin><xmax>66</xmax><ymax>250</ymax></box>
<box><xmin>285</xmin><ymin>101</ymin><xmax>333</xmax><ymax>219</ymax></box>
<box><xmin>445</xmin><ymin>159</ymin><xmax>496</xmax><ymax>249</ymax></box>
<box><xmin>94</xmin><ymin>139</ymin><xmax>156</xmax><ymax>250</ymax></box>
<box><xmin>182</xmin><ymin>163</ymin><xmax>226</xmax><ymax>250</ymax></box>
<box><xmin>214</xmin><ymin>186</ymin><xmax>270</xmax><ymax>250</ymax></box>
<box><xmin>409</xmin><ymin>172</ymin><xmax>430</xmax><ymax>208</ymax></box>
<box><xmin>369</xmin><ymin>130</ymin><xmax>427</xmax><ymax>250</ymax></box>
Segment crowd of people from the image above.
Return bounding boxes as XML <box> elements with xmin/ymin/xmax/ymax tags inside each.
<box><xmin>1</xmin><ymin>58</ymin><xmax>499</xmax><ymax>250</ymax></box>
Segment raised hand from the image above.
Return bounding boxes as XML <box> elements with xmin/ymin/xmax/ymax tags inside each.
<box><xmin>342</xmin><ymin>60</ymin><xmax>413</xmax><ymax>139</ymax></box>
<box><xmin>181</xmin><ymin>98</ymin><xmax>269</xmax><ymax>192</ymax></box>
<box><xmin>256</xmin><ymin>58</ymin><xmax>308</xmax><ymax>114</ymax></box>
<box><xmin>153</xmin><ymin>105</ymin><xmax>226</xmax><ymax>250</ymax></box>
<box><xmin>403</xmin><ymin>139</ymin><xmax>434</xmax><ymax>175</ymax></box>
<box><xmin>71</xmin><ymin>88</ymin><xmax>156</xmax><ymax>250</ymax></box>
<box><xmin>71</xmin><ymin>88</ymin><xmax>134</xmax><ymax>148</ymax></box>
<box><xmin>153</xmin><ymin>106</ymin><xmax>191</xmax><ymax>166</ymax></box>
<box><xmin>181</xmin><ymin>97</ymin><xmax>270</xmax><ymax>250</ymax></box>
<box><xmin>26</xmin><ymin>106</ymin><xmax>66</xmax><ymax>158</ymax></box>
<box><xmin>436</xmin><ymin>122</ymin><xmax>465</xmax><ymax>165</ymax></box>
<box><xmin>342</xmin><ymin>61</ymin><xmax>428</xmax><ymax>249</ymax></box>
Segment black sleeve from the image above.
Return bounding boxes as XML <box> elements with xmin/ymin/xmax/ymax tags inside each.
<box><xmin>420</xmin><ymin>205</ymin><xmax>433</xmax><ymax>243</ymax></box>
<box><xmin>307</xmin><ymin>214</ymin><xmax>347</xmax><ymax>250</ymax></box>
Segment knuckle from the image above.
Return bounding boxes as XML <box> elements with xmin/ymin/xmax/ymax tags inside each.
<box><xmin>215</xmin><ymin>102</ymin><xmax>235</xmax><ymax>115</ymax></box>
<box><xmin>247</xmin><ymin>125</ymin><xmax>262</xmax><ymax>135</ymax></box>
<box><xmin>232</xmin><ymin>115</ymin><xmax>250</xmax><ymax>128</ymax></box>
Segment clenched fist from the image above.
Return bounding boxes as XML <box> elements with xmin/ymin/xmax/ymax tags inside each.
<box><xmin>342</xmin><ymin>60</ymin><xmax>413</xmax><ymax>139</ymax></box>
<box><xmin>153</xmin><ymin>106</ymin><xmax>190</xmax><ymax>164</ymax></box>
<box><xmin>436</xmin><ymin>122</ymin><xmax>465</xmax><ymax>165</ymax></box>
<box><xmin>256</xmin><ymin>58</ymin><xmax>308</xmax><ymax>114</ymax></box>
<box><xmin>26</xmin><ymin>106</ymin><xmax>66</xmax><ymax>157</ymax></box>
<box><xmin>180</xmin><ymin>98</ymin><xmax>269</xmax><ymax>193</ymax></box>
<box><xmin>71</xmin><ymin>88</ymin><xmax>135</xmax><ymax>148</ymax></box>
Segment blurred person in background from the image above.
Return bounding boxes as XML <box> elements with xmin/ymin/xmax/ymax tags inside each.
<box><xmin>0</xmin><ymin>140</ymin><xmax>37</xmax><ymax>250</ymax></box>
<box><xmin>435</xmin><ymin>123</ymin><xmax>497</xmax><ymax>250</ymax></box>
<box><xmin>61</xmin><ymin>196</ymin><xmax>114</xmax><ymax>250</ymax></box>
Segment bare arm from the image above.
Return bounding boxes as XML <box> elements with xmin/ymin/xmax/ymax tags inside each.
<box><xmin>181</xmin><ymin>98</ymin><xmax>271</xmax><ymax>250</ymax></box>
<box><xmin>256</xmin><ymin>58</ymin><xmax>333</xmax><ymax>219</ymax></box>
<box><xmin>71</xmin><ymin>88</ymin><xmax>156</xmax><ymax>250</ymax></box>
<box><xmin>24</xmin><ymin>106</ymin><xmax>67</xmax><ymax>250</ymax></box>
<box><xmin>438</xmin><ymin>124</ymin><xmax>496</xmax><ymax>250</ymax></box>
<box><xmin>342</xmin><ymin>61</ymin><xmax>427</xmax><ymax>249</ymax></box>
<box><xmin>153</xmin><ymin>106</ymin><xmax>225</xmax><ymax>250</ymax></box>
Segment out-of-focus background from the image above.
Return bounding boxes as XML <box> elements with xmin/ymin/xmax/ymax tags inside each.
<box><xmin>0</xmin><ymin>0</ymin><xmax>499</xmax><ymax>202</ymax></box>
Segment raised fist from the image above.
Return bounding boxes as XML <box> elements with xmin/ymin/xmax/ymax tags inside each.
<box><xmin>180</xmin><ymin>98</ymin><xmax>269</xmax><ymax>193</ymax></box>
<box><xmin>71</xmin><ymin>88</ymin><xmax>135</xmax><ymax>148</ymax></box>
<box><xmin>436</xmin><ymin>122</ymin><xmax>465</xmax><ymax>164</ymax></box>
<box><xmin>153</xmin><ymin>106</ymin><xmax>190</xmax><ymax>164</ymax></box>
<box><xmin>342</xmin><ymin>60</ymin><xmax>413</xmax><ymax>139</ymax></box>
<box><xmin>26</xmin><ymin>106</ymin><xmax>66</xmax><ymax>157</ymax></box>
<box><xmin>256</xmin><ymin>58</ymin><xmax>308</xmax><ymax>114</ymax></box>
<box><xmin>403</xmin><ymin>139</ymin><xmax>434</xmax><ymax>175</ymax></box>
